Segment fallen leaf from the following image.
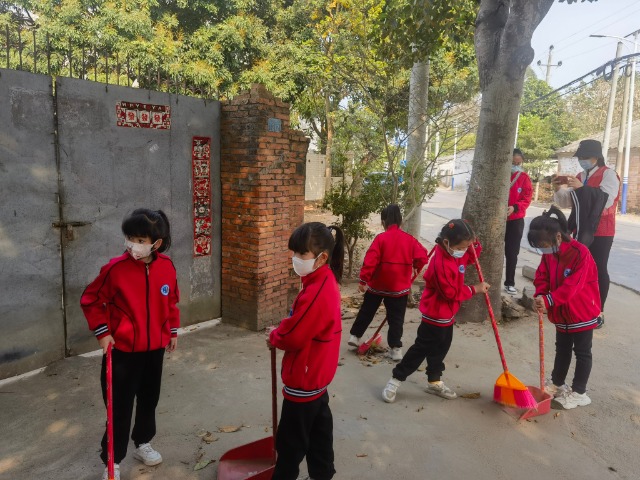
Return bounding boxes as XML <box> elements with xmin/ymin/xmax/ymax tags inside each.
<box><xmin>264</xmin><ymin>427</ymin><xmax>269</xmax><ymax>432</ymax></box>
<box><xmin>608</xmin><ymin>467</ymin><xmax>617</xmax><ymax>472</ymax></box>
<box><xmin>356</xmin><ymin>453</ymin><xmax>368</xmax><ymax>458</ymax></box>
<box><xmin>202</xmin><ymin>432</ymin><xmax>218</xmax><ymax>443</ymax></box>
<box><xmin>359</xmin><ymin>415</ymin><xmax>367</xmax><ymax>420</ymax></box>
<box><xmin>338</xmin><ymin>362</ymin><xmax>345</xmax><ymax>366</ymax></box>
<box><xmin>416</xmin><ymin>406</ymin><xmax>424</xmax><ymax>412</ymax></box>
<box><xmin>194</xmin><ymin>459</ymin><xmax>214</xmax><ymax>471</ymax></box>
<box><xmin>218</xmin><ymin>425</ymin><xmax>241</xmax><ymax>433</ymax></box>
<box><xmin>460</xmin><ymin>392</ymin><xmax>481</xmax><ymax>399</ymax></box>
<box><xmin>554</xmin><ymin>413</ymin><xmax>560</xmax><ymax>419</ymax></box>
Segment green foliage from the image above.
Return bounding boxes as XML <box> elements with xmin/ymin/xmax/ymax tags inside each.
<box><xmin>517</xmin><ymin>69</ymin><xmax>577</xmax><ymax>160</ymax></box>
<box><xmin>322</xmin><ymin>178</ymin><xmax>385</xmax><ymax>276</ymax></box>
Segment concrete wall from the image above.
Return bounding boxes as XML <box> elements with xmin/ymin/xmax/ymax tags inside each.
<box><xmin>438</xmin><ymin>149</ymin><xmax>474</xmax><ymax>191</ymax></box>
<box><xmin>0</xmin><ymin>69</ymin><xmax>65</xmax><ymax>377</ymax></box>
<box><xmin>304</xmin><ymin>152</ymin><xmax>326</xmax><ymax>201</ymax></box>
<box><xmin>56</xmin><ymin>77</ymin><xmax>222</xmax><ymax>355</ymax></box>
<box><xmin>0</xmin><ymin>68</ymin><xmax>221</xmax><ymax>378</ymax></box>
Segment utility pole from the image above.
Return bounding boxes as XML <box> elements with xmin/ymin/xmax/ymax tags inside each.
<box><xmin>621</xmin><ymin>31</ymin><xmax>638</xmax><ymax>214</ymax></box>
<box><xmin>615</xmin><ymin>62</ymin><xmax>631</xmax><ymax>176</ymax></box>
<box><xmin>537</xmin><ymin>45</ymin><xmax>562</xmax><ymax>84</ymax></box>
<box><xmin>602</xmin><ymin>42</ymin><xmax>624</xmax><ymax>159</ymax></box>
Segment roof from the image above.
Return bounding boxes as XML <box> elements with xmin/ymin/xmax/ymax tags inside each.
<box><xmin>556</xmin><ymin>119</ymin><xmax>640</xmax><ymax>155</ymax></box>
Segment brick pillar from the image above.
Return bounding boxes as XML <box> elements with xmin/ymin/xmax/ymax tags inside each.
<box><xmin>220</xmin><ymin>84</ymin><xmax>308</xmax><ymax>331</ymax></box>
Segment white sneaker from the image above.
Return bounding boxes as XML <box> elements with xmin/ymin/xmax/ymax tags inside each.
<box><xmin>102</xmin><ymin>464</ymin><xmax>120</xmax><ymax>480</ymax></box>
<box><xmin>544</xmin><ymin>380</ymin><xmax>571</xmax><ymax>398</ymax></box>
<box><xmin>552</xmin><ymin>391</ymin><xmax>591</xmax><ymax>410</ymax></box>
<box><xmin>382</xmin><ymin>378</ymin><xmax>402</xmax><ymax>403</ymax></box>
<box><xmin>387</xmin><ymin>347</ymin><xmax>403</xmax><ymax>361</ymax></box>
<box><xmin>348</xmin><ymin>335</ymin><xmax>361</xmax><ymax>347</ymax></box>
<box><xmin>504</xmin><ymin>286</ymin><xmax>518</xmax><ymax>295</ymax></box>
<box><xmin>425</xmin><ymin>380</ymin><xmax>457</xmax><ymax>399</ymax></box>
<box><xmin>133</xmin><ymin>443</ymin><xmax>163</xmax><ymax>466</ymax></box>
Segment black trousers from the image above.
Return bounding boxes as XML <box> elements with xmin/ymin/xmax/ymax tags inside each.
<box><xmin>350</xmin><ymin>292</ymin><xmax>408</xmax><ymax>348</ymax></box>
<box><xmin>504</xmin><ymin>218</ymin><xmax>525</xmax><ymax>287</ymax></box>
<box><xmin>392</xmin><ymin>322</ymin><xmax>454</xmax><ymax>383</ymax></box>
<box><xmin>551</xmin><ymin>329</ymin><xmax>593</xmax><ymax>395</ymax></box>
<box><xmin>100</xmin><ymin>348</ymin><xmax>165</xmax><ymax>464</ymax></box>
<box><xmin>272</xmin><ymin>391</ymin><xmax>335</xmax><ymax>480</ymax></box>
<box><xmin>588</xmin><ymin>235</ymin><xmax>613</xmax><ymax>309</ymax></box>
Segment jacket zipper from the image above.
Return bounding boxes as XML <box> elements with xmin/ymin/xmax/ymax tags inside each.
<box><xmin>146</xmin><ymin>263</ymin><xmax>151</xmax><ymax>351</ymax></box>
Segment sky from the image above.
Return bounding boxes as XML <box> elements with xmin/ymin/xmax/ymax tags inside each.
<box><xmin>530</xmin><ymin>0</ymin><xmax>640</xmax><ymax>89</ymax></box>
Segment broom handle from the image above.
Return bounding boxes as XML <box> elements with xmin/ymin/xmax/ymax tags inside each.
<box><xmin>106</xmin><ymin>344</ymin><xmax>115</xmax><ymax>480</ymax></box>
<box><xmin>538</xmin><ymin>310</ymin><xmax>545</xmax><ymax>391</ymax></box>
<box><xmin>271</xmin><ymin>347</ymin><xmax>278</xmax><ymax>459</ymax></box>
<box><xmin>469</xmin><ymin>243</ymin><xmax>510</xmax><ymax>373</ymax></box>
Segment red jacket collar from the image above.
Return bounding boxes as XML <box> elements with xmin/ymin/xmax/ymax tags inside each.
<box><xmin>301</xmin><ymin>264</ymin><xmax>332</xmax><ymax>286</ymax></box>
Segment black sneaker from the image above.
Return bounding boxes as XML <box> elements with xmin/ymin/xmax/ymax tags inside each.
<box><xmin>595</xmin><ymin>313</ymin><xmax>605</xmax><ymax>329</ymax></box>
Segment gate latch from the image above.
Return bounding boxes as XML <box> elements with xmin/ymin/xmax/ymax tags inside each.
<box><xmin>52</xmin><ymin>221</ymin><xmax>92</xmax><ymax>241</ymax></box>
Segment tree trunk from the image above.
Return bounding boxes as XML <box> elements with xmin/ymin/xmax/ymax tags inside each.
<box><xmin>457</xmin><ymin>0</ymin><xmax>553</xmax><ymax>323</ymax></box>
<box><xmin>324</xmin><ymin>94</ymin><xmax>335</xmax><ymax>194</ymax></box>
<box><xmin>404</xmin><ymin>60</ymin><xmax>429</xmax><ymax>238</ymax></box>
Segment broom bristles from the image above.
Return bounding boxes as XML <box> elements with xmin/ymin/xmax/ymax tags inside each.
<box><xmin>493</xmin><ymin>372</ymin><xmax>538</xmax><ymax>409</ymax></box>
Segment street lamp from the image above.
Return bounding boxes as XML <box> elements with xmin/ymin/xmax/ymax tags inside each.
<box><xmin>590</xmin><ymin>33</ymin><xmax>639</xmax><ymax>214</ymax></box>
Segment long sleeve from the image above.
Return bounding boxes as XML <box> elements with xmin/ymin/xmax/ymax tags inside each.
<box><xmin>412</xmin><ymin>240</ymin><xmax>430</xmax><ymax>272</ymax></box>
<box><xmin>600</xmin><ymin>169</ymin><xmax>620</xmax><ymax>209</ymax></box>
<box><xmin>513</xmin><ymin>175</ymin><xmax>533</xmax><ymax>213</ymax></box>
<box><xmin>80</xmin><ymin>264</ymin><xmax>113</xmax><ymax>339</ymax></box>
<box><xmin>358</xmin><ymin>235</ymin><xmax>382</xmax><ymax>285</ymax></box>
<box><xmin>270</xmin><ymin>276</ymin><xmax>330</xmax><ymax>352</ymax></box>
<box><xmin>168</xmin><ymin>280</ymin><xmax>180</xmax><ymax>337</ymax></box>
<box><xmin>533</xmin><ymin>257</ymin><xmax>551</xmax><ymax>299</ymax></box>
<box><xmin>544</xmin><ymin>255</ymin><xmax>590</xmax><ymax>309</ymax></box>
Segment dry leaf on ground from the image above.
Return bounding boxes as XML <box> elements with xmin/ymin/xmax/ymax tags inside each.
<box><xmin>218</xmin><ymin>425</ymin><xmax>241</xmax><ymax>433</ymax></box>
<box><xmin>194</xmin><ymin>459</ymin><xmax>214</xmax><ymax>471</ymax></box>
<box><xmin>460</xmin><ymin>392</ymin><xmax>481</xmax><ymax>399</ymax></box>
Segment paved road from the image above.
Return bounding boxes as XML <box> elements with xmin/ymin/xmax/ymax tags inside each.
<box><xmin>420</xmin><ymin>189</ymin><xmax>640</xmax><ymax>293</ymax></box>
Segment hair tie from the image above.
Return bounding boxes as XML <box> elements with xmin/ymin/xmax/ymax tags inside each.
<box><xmin>448</xmin><ymin>222</ymin><xmax>455</xmax><ymax>229</ymax></box>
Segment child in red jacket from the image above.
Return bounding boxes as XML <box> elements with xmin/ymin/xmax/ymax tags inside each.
<box><xmin>382</xmin><ymin>219</ymin><xmax>489</xmax><ymax>403</ymax></box>
<box><xmin>81</xmin><ymin>209</ymin><xmax>179</xmax><ymax>480</ymax></box>
<box><xmin>348</xmin><ymin>204</ymin><xmax>429</xmax><ymax>360</ymax></box>
<box><xmin>267</xmin><ymin>222</ymin><xmax>345</xmax><ymax>480</ymax></box>
<box><xmin>528</xmin><ymin>206</ymin><xmax>600</xmax><ymax>410</ymax></box>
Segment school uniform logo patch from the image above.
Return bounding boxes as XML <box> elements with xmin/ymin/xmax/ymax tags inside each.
<box><xmin>564</xmin><ymin>269</ymin><xmax>572</xmax><ymax>278</ymax></box>
<box><xmin>459</xmin><ymin>265</ymin><xmax>466</xmax><ymax>273</ymax></box>
<box><xmin>517</xmin><ymin>187</ymin><xmax>522</xmax><ymax>193</ymax></box>
<box><xmin>161</xmin><ymin>284</ymin><xmax>170</xmax><ymax>296</ymax></box>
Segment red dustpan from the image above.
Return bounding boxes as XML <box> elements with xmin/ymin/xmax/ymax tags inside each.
<box><xmin>217</xmin><ymin>348</ymin><xmax>278</xmax><ymax>479</ymax></box>
<box><xmin>519</xmin><ymin>311</ymin><xmax>552</xmax><ymax>420</ymax></box>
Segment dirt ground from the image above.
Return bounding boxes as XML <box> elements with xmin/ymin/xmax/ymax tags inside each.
<box><xmin>1</xmin><ymin>204</ymin><xmax>639</xmax><ymax>480</ymax></box>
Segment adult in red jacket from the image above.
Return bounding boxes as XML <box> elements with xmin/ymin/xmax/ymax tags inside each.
<box><xmin>504</xmin><ymin>148</ymin><xmax>533</xmax><ymax>295</ymax></box>
<box><xmin>553</xmin><ymin>139</ymin><xmax>620</xmax><ymax>328</ymax></box>
<box><xmin>268</xmin><ymin>222</ymin><xmax>344</xmax><ymax>480</ymax></box>
<box><xmin>529</xmin><ymin>206</ymin><xmax>600</xmax><ymax>410</ymax></box>
<box><xmin>348</xmin><ymin>205</ymin><xmax>429</xmax><ymax>361</ymax></box>
<box><xmin>81</xmin><ymin>209</ymin><xmax>179</xmax><ymax>478</ymax></box>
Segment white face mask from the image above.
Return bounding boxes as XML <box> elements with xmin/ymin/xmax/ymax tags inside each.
<box><xmin>292</xmin><ymin>254</ymin><xmax>320</xmax><ymax>277</ymax></box>
<box><xmin>445</xmin><ymin>241</ymin><xmax>466</xmax><ymax>259</ymax></box>
<box><xmin>125</xmin><ymin>239</ymin><xmax>157</xmax><ymax>260</ymax></box>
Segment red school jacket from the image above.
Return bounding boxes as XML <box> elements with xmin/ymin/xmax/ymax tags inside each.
<box><xmin>269</xmin><ymin>265</ymin><xmax>342</xmax><ymax>403</ymax></box>
<box><xmin>81</xmin><ymin>252</ymin><xmax>180</xmax><ymax>352</ymax></box>
<box><xmin>358</xmin><ymin>225</ymin><xmax>429</xmax><ymax>297</ymax></box>
<box><xmin>534</xmin><ymin>239</ymin><xmax>600</xmax><ymax>333</ymax></box>
<box><xmin>507</xmin><ymin>170</ymin><xmax>533</xmax><ymax>221</ymax></box>
<box><xmin>419</xmin><ymin>241</ymin><xmax>482</xmax><ymax>327</ymax></box>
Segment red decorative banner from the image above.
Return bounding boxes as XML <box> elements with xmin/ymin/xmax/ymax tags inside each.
<box><xmin>116</xmin><ymin>101</ymin><xmax>171</xmax><ymax>129</ymax></box>
<box><xmin>192</xmin><ymin>137</ymin><xmax>212</xmax><ymax>257</ymax></box>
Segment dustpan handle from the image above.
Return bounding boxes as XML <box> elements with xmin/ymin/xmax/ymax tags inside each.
<box><xmin>106</xmin><ymin>344</ymin><xmax>115</xmax><ymax>480</ymax></box>
<box><xmin>271</xmin><ymin>348</ymin><xmax>278</xmax><ymax>447</ymax></box>
<box><xmin>470</xmin><ymin>243</ymin><xmax>509</xmax><ymax>373</ymax></box>
<box><xmin>538</xmin><ymin>310</ymin><xmax>545</xmax><ymax>391</ymax></box>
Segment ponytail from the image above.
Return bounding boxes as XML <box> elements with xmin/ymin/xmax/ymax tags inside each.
<box><xmin>327</xmin><ymin>225</ymin><xmax>345</xmax><ymax>283</ymax></box>
<box><xmin>527</xmin><ymin>205</ymin><xmax>571</xmax><ymax>248</ymax></box>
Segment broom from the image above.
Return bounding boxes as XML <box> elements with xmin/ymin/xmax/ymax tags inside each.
<box><xmin>357</xmin><ymin>248</ymin><xmax>434</xmax><ymax>356</ymax></box>
<box><xmin>469</xmin><ymin>243</ymin><xmax>537</xmax><ymax>409</ymax></box>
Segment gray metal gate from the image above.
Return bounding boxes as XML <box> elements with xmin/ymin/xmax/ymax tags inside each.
<box><xmin>0</xmin><ymin>69</ymin><xmax>221</xmax><ymax>377</ymax></box>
